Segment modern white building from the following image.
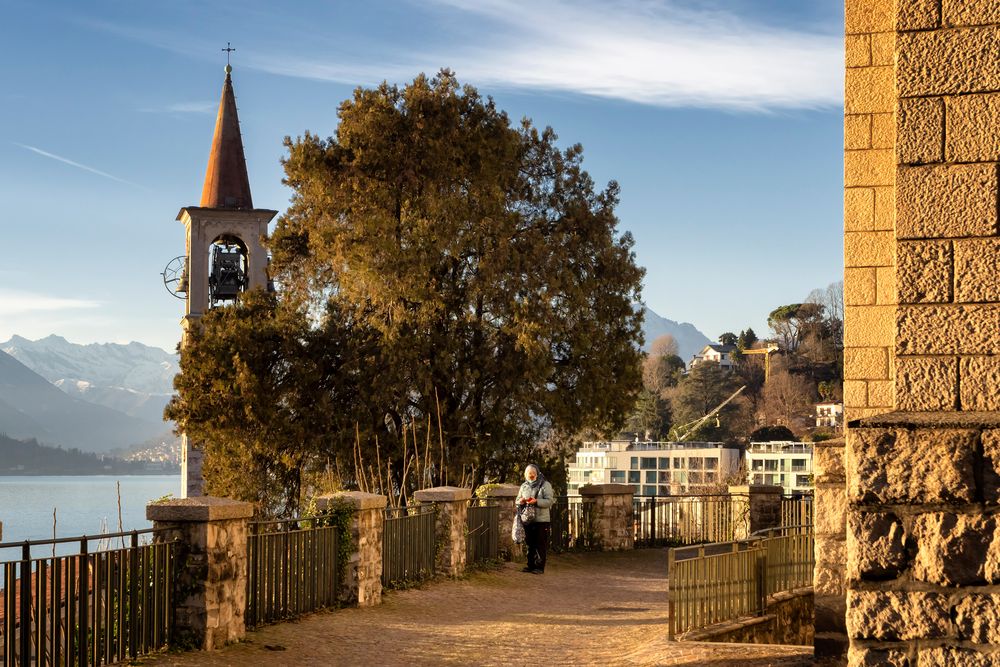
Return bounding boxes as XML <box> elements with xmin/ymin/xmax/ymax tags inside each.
<box><xmin>745</xmin><ymin>441</ymin><xmax>814</xmax><ymax>495</ymax></box>
<box><xmin>567</xmin><ymin>439</ymin><xmax>742</xmax><ymax>496</ymax></box>
<box><xmin>815</xmin><ymin>401</ymin><xmax>844</xmax><ymax>429</ymax></box>
<box><xmin>688</xmin><ymin>344</ymin><xmax>737</xmax><ymax>371</ymax></box>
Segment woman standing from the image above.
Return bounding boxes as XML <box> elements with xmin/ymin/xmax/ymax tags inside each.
<box><xmin>516</xmin><ymin>463</ymin><xmax>554</xmax><ymax>574</ymax></box>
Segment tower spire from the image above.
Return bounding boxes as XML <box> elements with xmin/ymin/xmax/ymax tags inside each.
<box><xmin>200</xmin><ymin>56</ymin><xmax>253</xmax><ymax>209</ymax></box>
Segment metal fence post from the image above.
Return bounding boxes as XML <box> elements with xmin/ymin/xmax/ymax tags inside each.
<box><xmin>667</xmin><ymin>547</ymin><xmax>676</xmax><ymax>640</ymax></box>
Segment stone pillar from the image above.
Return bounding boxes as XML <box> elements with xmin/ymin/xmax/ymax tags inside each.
<box><xmin>481</xmin><ymin>484</ymin><xmax>519</xmax><ymax>560</ymax></box>
<box><xmin>842</xmin><ymin>1</ymin><xmax>1000</xmax><ymax>663</ymax></box>
<box><xmin>579</xmin><ymin>484</ymin><xmax>634</xmax><ymax>551</ymax></box>
<box><xmin>316</xmin><ymin>491</ymin><xmax>386</xmax><ymax>607</ymax></box>
<box><xmin>728</xmin><ymin>485</ymin><xmax>782</xmax><ymax>538</ymax></box>
<box><xmin>413</xmin><ymin>486</ymin><xmax>471</xmax><ymax>576</ymax></box>
<box><xmin>147</xmin><ymin>497</ymin><xmax>253</xmax><ymax>650</ymax></box>
<box><xmin>812</xmin><ymin>439</ymin><xmax>847</xmax><ymax>660</ymax></box>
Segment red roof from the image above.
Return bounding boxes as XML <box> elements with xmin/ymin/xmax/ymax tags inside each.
<box><xmin>200</xmin><ymin>67</ymin><xmax>253</xmax><ymax>209</ymax></box>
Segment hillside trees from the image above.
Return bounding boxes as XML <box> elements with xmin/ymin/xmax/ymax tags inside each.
<box><xmin>168</xmin><ymin>71</ymin><xmax>645</xmax><ymax>510</ymax></box>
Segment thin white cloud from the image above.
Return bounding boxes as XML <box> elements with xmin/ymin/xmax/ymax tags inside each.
<box><xmin>139</xmin><ymin>101</ymin><xmax>216</xmax><ymax>114</ymax></box>
<box><xmin>0</xmin><ymin>289</ymin><xmax>101</xmax><ymax>316</ymax></box>
<box><xmin>13</xmin><ymin>143</ymin><xmax>148</xmax><ymax>189</ymax></box>
<box><xmin>82</xmin><ymin>0</ymin><xmax>842</xmax><ymax>111</ymax></box>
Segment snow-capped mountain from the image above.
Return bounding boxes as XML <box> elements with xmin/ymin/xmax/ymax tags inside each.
<box><xmin>1</xmin><ymin>335</ymin><xmax>177</xmax><ymax>422</ymax></box>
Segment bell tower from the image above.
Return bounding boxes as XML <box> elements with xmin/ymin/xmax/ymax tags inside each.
<box><xmin>176</xmin><ymin>61</ymin><xmax>277</xmax><ymax>497</ymax></box>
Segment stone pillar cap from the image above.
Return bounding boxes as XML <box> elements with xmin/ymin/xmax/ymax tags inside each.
<box><xmin>316</xmin><ymin>491</ymin><xmax>387</xmax><ymax>511</ymax></box>
<box><xmin>146</xmin><ymin>496</ymin><xmax>254</xmax><ymax>522</ymax></box>
<box><xmin>480</xmin><ymin>484</ymin><xmax>519</xmax><ymax>498</ymax></box>
<box><xmin>580</xmin><ymin>483</ymin><xmax>635</xmax><ymax>497</ymax></box>
<box><xmin>414</xmin><ymin>486</ymin><xmax>472</xmax><ymax>502</ymax></box>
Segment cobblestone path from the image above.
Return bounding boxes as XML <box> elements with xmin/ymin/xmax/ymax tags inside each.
<box><xmin>141</xmin><ymin>549</ymin><xmax>814</xmax><ymax>666</ymax></box>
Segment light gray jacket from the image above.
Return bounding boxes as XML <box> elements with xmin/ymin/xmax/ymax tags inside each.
<box><xmin>516</xmin><ymin>480</ymin><xmax>554</xmax><ymax>523</ymax></box>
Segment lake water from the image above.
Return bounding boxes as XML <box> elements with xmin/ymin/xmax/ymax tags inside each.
<box><xmin>0</xmin><ymin>475</ymin><xmax>180</xmax><ymax>547</ymax></box>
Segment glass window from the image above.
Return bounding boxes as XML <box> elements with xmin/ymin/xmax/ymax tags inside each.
<box><xmin>673</xmin><ymin>457</ymin><xmax>684</xmax><ymax>468</ymax></box>
<box><xmin>630</xmin><ymin>457</ymin><xmax>639</xmax><ymax>470</ymax></box>
<box><xmin>705</xmin><ymin>472</ymin><xmax>716</xmax><ymax>483</ymax></box>
<box><xmin>792</xmin><ymin>459</ymin><xmax>807</xmax><ymax>471</ymax></box>
<box><xmin>688</xmin><ymin>458</ymin><xmax>702</xmax><ymax>470</ymax></box>
<box><xmin>646</xmin><ymin>470</ymin><xmax>657</xmax><ymax>483</ymax></box>
<box><xmin>610</xmin><ymin>470</ymin><xmax>625</xmax><ymax>483</ymax></box>
<box><xmin>659</xmin><ymin>471</ymin><xmax>670</xmax><ymax>483</ymax></box>
<box><xmin>643</xmin><ymin>485</ymin><xmax>657</xmax><ymax>496</ymax></box>
<box><xmin>797</xmin><ymin>475</ymin><xmax>811</xmax><ymax>486</ymax></box>
<box><xmin>689</xmin><ymin>472</ymin><xmax>703</xmax><ymax>484</ymax></box>
<box><xmin>659</xmin><ymin>457</ymin><xmax>670</xmax><ymax>469</ymax></box>
<box><xmin>628</xmin><ymin>470</ymin><xmax>640</xmax><ymax>483</ymax></box>
<box><xmin>641</xmin><ymin>457</ymin><xmax>657</xmax><ymax>469</ymax></box>
<box><xmin>753</xmin><ymin>474</ymin><xmax>764</xmax><ymax>484</ymax></box>
<box><xmin>765</xmin><ymin>460</ymin><xmax>778</xmax><ymax>471</ymax></box>
<box><xmin>658</xmin><ymin>485</ymin><xmax>670</xmax><ymax>496</ymax></box>
<box><xmin>633</xmin><ymin>484</ymin><xmax>641</xmax><ymax>494</ymax></box>
<box><xmin>751</xmin><ymin>460</ymin><xmax>763</xmax><ymax>471</ymax></box>
<box><xmin>705</xmin><ymin>457</ymin><xmax>718</xmax><ymax>470</ymax></box>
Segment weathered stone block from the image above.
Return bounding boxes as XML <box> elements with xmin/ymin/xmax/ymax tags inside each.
<box><xmin>898</xmin><ymin>97</ymin><xmax>944</xmax><ymax>165</ymax></box>
<box><xmin>944</xmin><ymin>0</ymin><xmax>1000</xmax><ymax>27</ymax></box>
<box><xmin>898</xmin><ymin>305</ymin><xmax>1000</xmax><ymax>355</ymax></box>
<box><xmin>845</xmin><ymin>380</ymin><xmax>868</xmax><ymax>407</ymax></box>
<box><xmin>847</xmin><ymin>512</ymin><xmax>908</xmax><ymax>580</ymax></box>
<box><xmin>846</xmin><ymin>115</ymin><xmax>872</xmax><ymax>151</ymax></box>
<box><xmin>846</xmin><ymin>267</ymin><xmax>877</xmax><ymax>305</ymax></box>
<box><xmin>955</xmin><ymin>594</ymin><xmax>1000</xmax><ymax>643</ymax></box>
<box><xmin>845</xmin><ymin>305</ymin><xmax>895</xmax><ymax>348</ymax></box>
<box><xmin>847</xmin><ymin>590</ymin><xmax>951</xmax><ymax>640</ymax></box>
<box><xmin>848</xmin><ymin>646</ymin><xmax>910</xmax><ymax>667</ymax></box>
<box><xmin>897</xmin><ymin>241</ymin><xmax>951</xmax><ymax>304</ymax></box>
<box><xmin>845</xmin><ymin>347</ymin><xmax>889</xmax><ymax>381</ymax></box>
<box><xmin>871</xmin><ymin>113</ymin><xmax>893</xmax><ymax>150</ymax></box>
<box><xmin>846</xmin><ymin>35</ymin><xmax>872</xmax><ymax>68</ymax></box>
<box><xmin>846</xmin><ymin>231</ymin><xmax>894</xmax><ymax>267</ymax></box>
<box><xmin>912</xmin><ymin>513</ymin><xmax>993</xmax><ymax>585</ymax></box>
<box><xmin>947</xmin><ymin>93</ymin><xmax>1000</xmax><ymax>162</ymax></box>
<box><xmin>897</xmin><ymin>163</ymin><xmax>999</xmax><ymax>240</ymax></box>
<box><xmin>871</xmin><ymin>34</ymin><xmax>894</xmax><ymax>68</ymax></box>
<box><xmin>960</xmin><ymin>357</ymin><xmax>1000</xmax><ymax>411</ymax></box>
<box><xmin>954</xmin><ymin>238</ymin><xmax>1000</xmax><ymax>303</ymax></box>
<box><xmin>874</xmin><ymin>187</ymin><xmax>894</xmax><ymax>231</ymax></box>
<box><xmin>817</xmin><ymin>485</ymin><xmax>847</xmax><ymax>536</ymax></box>
<box><xmin>876</xmin><ymin>267</ymin><xmax>895</xmax><ymax>305</ymax></box>
<box><xmin>847</xmin><ymin>426</ymin><xmax>977</xmax><ymax>503</ymax></box>
<box><xmin>814</xmin><ymin>439</ymin><xmax>847</xmax><ymax>480</ymax></box>
<box><xmin>867</xmin><ymin>380</ymin><xmax>894</xmax><ymax>407</ymax></box>
<box><xmin>898</xmin><ymin>0</ymin><xmax>940</xmax><ymax>30</ymax></box>
<box><xmin>845</xmin><ymin>188</ymin><xmax>876</xmax><ymax>232</ymax></box>
<box><xmin>847</xmin><ymin>0</ymin><xmax>894</xmax><ymax>33</ymax></box>
<box><xmin>895</xmin><ymin>356</ymin><xmax>957</xmax><ymax>411</ymax></box>
<box><xmin>815</xmin><ymin>536</ymin><xmax>847</xmax><ymax>596</ymax></box>
<box><xmin>898</xmin><ymin>26</ymin><xmax>1000</xmax><ymax>97</ymax></box>
<box><xmin>917</xmin><ymin>647</ymin><xmax>998</xmax><ymax>666</ymax></box>
<box><xmin>984</xmin><ymin>431</ymin><xmax>1000</xmax><ymax>504</ymax></box>
<box><xmin>846</xmin><ymin>148</ymin><xmax>895</xmax><ymax>187</ymax></box>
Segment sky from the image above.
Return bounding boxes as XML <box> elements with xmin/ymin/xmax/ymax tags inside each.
<box><xmin>0</xmin><ymin>0</ymin><xmax>844</xmax><ymax>353</ymax></box>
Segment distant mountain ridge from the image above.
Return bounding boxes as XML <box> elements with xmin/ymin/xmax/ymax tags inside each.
<box><xmin>0</xmin><ymin>349</ymin><xmax>167</xmax><ymax>452</ymax></box>
<box><xmin>639</xmin><ymin>307</ymin><xmax>712</xmax><ymax>362</ymax></box>
<box><xmin>0</xmin><ymin>335</ymin><xmax>177</xmax><ymax>423</ymax></box>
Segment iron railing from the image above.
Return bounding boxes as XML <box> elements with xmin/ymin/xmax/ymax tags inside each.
<box><xmin>549</xmin><ymin>497</ymin><xmax>591</xmax><ymax>552</ymax></box>
<box><xmin>246</xmin><ymin>516</ymin><xmax>341</xmax><ymax>628</ymax></box>
<box><xmin>382</xmin><ymin>505</ymin><xmax>436</xmax><ymax>588</ymax></box>
<box><xmin>0</xmin><ymin>530</ymin><xmax>174</xmax><ymax>666</ymax></box>
<box><xmin>633</xmin><ymin>495</ymin><xmax>749</xmax><ymax>547</ymax></box>
<box><xmin>780</xmin><ymin>494</ymin><xmax>814</xmax><ymax>528</ymax></box>
<box><xmin>667</xmin><ymin>527</ymin><xmax>814</xmax><ymax>639</ymax></box>
<box><xmin>466</xmin><ymin>500</ymin><xmax>499</xmax><ymax>564</ymax></box>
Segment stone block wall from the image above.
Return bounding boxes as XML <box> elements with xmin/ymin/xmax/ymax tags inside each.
<box><xmin>580</xmin><ymin>484</ymin><xmax>634</xmax><ymax>551</ymax></box>
<box><xmin>683</xmin><ymin>588</ymin><xmax>814</xmax><ymax>647</ymax></box>
<box><xmin>728</xmin><ymin>485</ymin><xmax>782</xmax><ymax>539</ymax></box>
<box><xmin>844</xmin><ymin>0</ymin><xmax>897</xmax><ymax>424</ymax></box>
<box><xmin>813</xmin><ymin>440</ymin><xmax>848</xmax><ymax>659</ymax></box>
<box><xmin>482</xmin><ymin>484</ymin><xmax>520</xmax><ymax>560</ymax></box>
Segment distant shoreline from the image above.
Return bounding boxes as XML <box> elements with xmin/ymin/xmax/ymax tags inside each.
<box><xmin>0</xmin><ymin>469</ymin><xmax>179</xmax><ymax>477</ymax></box>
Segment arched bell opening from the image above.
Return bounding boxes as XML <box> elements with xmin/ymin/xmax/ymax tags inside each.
<box><xmin>207</xmin><ymin>234</ymin><xmax>249</xmax><ymax>307</ymax></box>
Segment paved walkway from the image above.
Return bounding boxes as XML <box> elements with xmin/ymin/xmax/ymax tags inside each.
<box><xmin>141</xmin><ymin>549</ymin><xmax>814</xmax><ymax>666</ymax></box>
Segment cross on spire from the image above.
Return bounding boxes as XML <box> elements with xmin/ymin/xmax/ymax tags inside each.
<box><xmin>222</xmin><ymin>42</ymin><xmax>236</xmax><ymax>66</ymax></box>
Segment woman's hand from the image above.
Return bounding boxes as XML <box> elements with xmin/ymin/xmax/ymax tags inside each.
<box><xmin>525</xmin><ymin>498</ymin><xmax>537</xmax><ymax>504</ymax></box>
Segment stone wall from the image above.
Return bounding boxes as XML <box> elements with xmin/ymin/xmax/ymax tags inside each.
<box><xmin>316</xmin><ymin>492</ymin><xmax>386</xmax><ymax>607</ymax></box>
<box><xmin>841</xmin><ymin>0</ymin><xmax>1000</xmax><ymax>663</ymax></box>
<box><xmin>482</xmin><ymin>484</ymin><xmax>520</xmax><ymax>560</ymax></box>
<box><xmin>682</xmin><ymin>588</ymin><xmax>814</xmax><ymax>646</ymax></box>
<box><xmin>579</xmin><ymin>484</ymin><xmax>634</xmax><ymax>551</ymax></box>
<box><xmin>414</xmin><ymin>486</ymin><xmax>471</xmax><ymax>576</ymax></box>
<box><xmin>813</xmin><ymin>439</ymin><xmax>848</xmax><ymax>659</ymax></box>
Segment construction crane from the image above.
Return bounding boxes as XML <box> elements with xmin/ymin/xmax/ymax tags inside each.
<box><xmin>668</xmin><ymin>385</ymin><xmax>746</xmax><ymax>442</ymax></box>
<box><xmin>739</xmin><ymin>344</ymin><xmax>779</xmax><ymax>382</ymax></box>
